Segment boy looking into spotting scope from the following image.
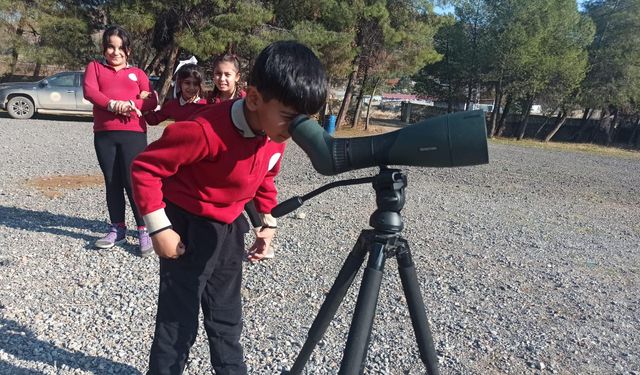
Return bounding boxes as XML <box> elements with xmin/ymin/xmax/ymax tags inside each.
<box><xmin>131</xmin><ymin>41</ymin><xmax>327</xmax><ymax>375</ymax></box>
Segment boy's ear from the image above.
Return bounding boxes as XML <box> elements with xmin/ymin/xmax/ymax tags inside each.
<box><xmin>244</xmin><ymin>86</ymin><xmax>262</xmax><ymax>111</ymax></box>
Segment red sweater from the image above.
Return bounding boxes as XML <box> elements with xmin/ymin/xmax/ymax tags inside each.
<box><xmin>83</xmin><ymin>60</ymin><xmax>158</xmax><ymax>133</ymax></box>
<box><xmin>144</xmin><ymin>97</ymin><xmax>208</xmax><ymax>125</ymax></box>
<box><xmin>131</xmin><ymin>99</ymin><xmax>286</xmax><ymax>232</ymax></box>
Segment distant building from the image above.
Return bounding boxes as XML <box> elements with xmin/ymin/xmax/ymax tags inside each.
<box><xmin>381</xmin><ymin>93</ymin><xmax>434</xmax><ymax>107</ymax></box>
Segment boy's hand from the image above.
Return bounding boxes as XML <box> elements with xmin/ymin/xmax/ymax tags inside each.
<box><xmin>151</xmin><ymin>229</ymin><xmax>186</xmax><ymax>259</ymax></box>
<box><xmin>138</xmin><ymin>91</ymin><xmax>151</xmax><ymax>99</ymax></box>
<box><xmin>247</xmin><ymin>227</ymin><xmax>276</xmax><ymax>263</ymax></box>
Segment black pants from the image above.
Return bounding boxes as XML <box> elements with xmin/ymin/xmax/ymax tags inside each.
<box><xmin>94</xmin><ymin>131</ymin><xmax>147</xmax><ymax>227</ymax></box>
<box><xmin>147</xmin><ymin>201</ymin><xmax>250</xmax><ymax>375</ymax></box>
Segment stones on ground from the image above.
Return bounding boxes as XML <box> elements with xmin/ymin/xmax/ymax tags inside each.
<box><xmin>0</xmin><ymin>117</ymin><xmax>638</xmax><ymax>373</ymax></box>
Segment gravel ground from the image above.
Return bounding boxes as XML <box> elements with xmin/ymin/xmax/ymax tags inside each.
<box><xmin>0</xmin><ymin>114</ymin><xmax>638</xmax><ymax>375</ymax></box>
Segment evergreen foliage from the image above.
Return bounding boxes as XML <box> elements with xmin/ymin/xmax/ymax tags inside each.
<box><xmin>0</xmin><ymin>0</ymin><xmax>638</xmax><ymax>145</ymax></box>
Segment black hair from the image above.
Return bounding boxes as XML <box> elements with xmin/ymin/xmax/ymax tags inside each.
<box><xmin>211</xmin><ymin>53</ymin><xmax>242</xmax><ymax>99</ymax></box>
<box><xmin>176</xmin><ymin>63</ymin><xmax>204</xmax><ymax>94</ymax></box>
<box><xmin>248</xmin><ymin>41</ymin><xmax>327</xmax><ymax>115</ymax></box>
<box><xmin>102</xmin><ymin>25</ymin><xmax>131</xmax><ymax>58</ymax></box>
<box><xmin>213</xmin><ymin>53</ymin><xmax>241</xmax><ymax>73</ymax></box>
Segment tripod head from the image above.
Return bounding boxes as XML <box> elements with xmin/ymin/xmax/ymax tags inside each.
<box><xmin>272</xmin><ymin>166</ymin><xmax>408</xmax><ymax>234</ymax></box>
<box><xmin>369</xmin><ymin>168</ymin><xmax>406</xmax><ymax>234</ymax></box>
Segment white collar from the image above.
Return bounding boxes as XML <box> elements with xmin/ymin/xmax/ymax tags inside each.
<box><xmin>179</xmin><ymin>96</ymin><xmax>201</xmax><ymax>106</ymax></box>
<box><xmin>231</xmin><ymin>99</ymin><xmax>258</xmax><ymax>138</ymax></box>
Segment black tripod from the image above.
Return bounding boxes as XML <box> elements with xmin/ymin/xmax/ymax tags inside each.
<box><xmin>277</xmin><ymin>167</ymin><xmax>439</xmax><ymax>375</ymax></box>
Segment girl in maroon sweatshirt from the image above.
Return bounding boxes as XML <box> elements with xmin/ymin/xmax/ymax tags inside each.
<box><xmin>209</xmin><ymin>54</ymin><xmax>246</xmax><ymax>103</ymax></box>
<box><xmin>83</xmin><ymin>25</ymin><xmax>158</xmax><ymax>257</ymax></box>
<box><xmin>144</xmin><ymin>64</ymin><xmax>208</xmax><ymax>125</ymax></box>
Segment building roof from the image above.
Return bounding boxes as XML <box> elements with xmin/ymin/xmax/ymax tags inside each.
<box><xmin>382</xmin><ymin>93</ymin><xmax>418</xmax><ymax>101</ymax></box>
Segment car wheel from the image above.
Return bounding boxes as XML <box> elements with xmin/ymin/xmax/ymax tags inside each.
<box><xmin>7</xmin><ymin>96</ymin><xmax>35</xmax><ymax>119</ymax></box>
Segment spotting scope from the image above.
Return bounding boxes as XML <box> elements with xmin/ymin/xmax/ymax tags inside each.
<box><xmin>288</xmin><ymin>110</ymin><xmax>489</xmax><ymax>176</ymax></box>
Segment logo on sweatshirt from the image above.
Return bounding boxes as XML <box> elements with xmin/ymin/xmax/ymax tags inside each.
<box><xmin>128</xmin><ymin>73</ymin><xmax>138</xmax><ymax>82</ymax></box>
<box><xmin>268</xmin><ymin>153</ymin><xmax>281</xmax><ymax>171</ymax></box>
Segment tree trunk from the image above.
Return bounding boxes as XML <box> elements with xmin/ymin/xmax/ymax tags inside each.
<box><xmin>628</xmin><ymin>117</ymin><xmax>640</xmax><ymax>148</ymax></box>
<box><xmin>157</xmin><ymin>42</ymin><xmax>180</xmax><ymax>104</ymax></box>
<box><xmin>516</xmin><ymin>96</ymin><xmax>535</xmax><ymax>140</ymax></box>
<box><xmin>336</xmin><ymin>64</ymin><xmax>358</xmax><ymax>130</ymax></box>
<box><xmin>496</xmin><ymin>95</ymin><xmax>512</xmax><ymax>137</ymax></box>
<box><xmin>544</xmin><ymin>110</ymin><xmax>568</xmax><ymax>142</ymax></box>
<box><xmin>365</xmin><ymin>78</ymin><xmax>381</xmax><ymax>131</ymax></box>
<box><xmin>319</xmin><ymin>101</ymin><xmax>328</xmax><ymax>127</ymax></box>
<box><xmin>145</xmin><ymin>48</ymin><xmax>166</xmax><ymax>75</ymax></box>
<box><xmin>572</xmin><ymin>107</ymin><xmax>592</xmax><ymax>141</ymax></box>
<box><xmin>488</xmin><ymin>81</ymin><xmax>502</xmax><ymax>138</ymax></box>
<box><xmin>533</xmin><ymin>111</ymin><xmax>555</xmax><ymax>139</ymax></box>
<box><xmin>606</xmin><ymin>109</ymin><xmax>619</xmax><ymax>146</ymax></box>
<box><xmin>8</xmin><ymin>17</ymin><xmax>26</xmax><ymax>77</ymax></box>
<box><xmin>466</xmin><ymin>79</ymin><xmax>473</xmax><ymax>110</ymax></box>
<box><xmin>444</xmin><ymin>38</ymin><xmax>453</xmax><ymax>114</ymax></box>
<box><xmin>351</xmin><ymin>69</ymin><xmax>369</xmax><ymax>128</ymax></box>
<box><xmin>588</xmin><ymin>108</ymin><xmax>609</xmax><ymax>143</ymax></box>
<box><xmin>33</xmin><ymin>62</ymin><xmax>41</xmax><ymax>77</ymax></box>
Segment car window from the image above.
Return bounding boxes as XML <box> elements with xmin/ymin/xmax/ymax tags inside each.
<box><xmin>47</xmin><ymin>74</ymin><xmax>76</xmax><ymax>87</ymax></box>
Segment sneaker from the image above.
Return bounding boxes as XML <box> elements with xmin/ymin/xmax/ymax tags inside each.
<box><xmin>138</xmin><ymin>228</ymin><xmax>154</xmax><ymax>257</ymax></box>
<box><xmin>95</xmin><ymin>224</ymin><xmax>127</xmax><ymax>249</ymax></box>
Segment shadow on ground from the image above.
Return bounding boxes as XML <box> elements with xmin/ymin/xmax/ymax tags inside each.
<box><xmin>0</xmin><ymin>205</ymin><xmax>145</xmax><ymax>256</ymax></box>
<box><xmin>0</xmin><ymin>318</ymin><xmax>141</xmax><ymax>374</ymax></box>
<box><xmin>0</xmin><ymin>360</ymin><xmax>43</xmax><ymax>374</ymax></box>
<box><xmin>0</xmin><ymin>205</ymin><xmax>104</xmax><ymax>243</ymax></box>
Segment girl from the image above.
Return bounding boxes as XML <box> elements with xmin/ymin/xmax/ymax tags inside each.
<box><xmin>144</xmin><ymin>64</ymin><xmax>207</xmax><ymax>125</ymax></box>
<box><xmin>83</xmin><ymin>25</ymin><xmax>158</xmax><ymax>257</ymax></box>
<box><xmin>209</xmin><ymin>54</ymin><xmax>246</xmax><ymax>103</ymax></box>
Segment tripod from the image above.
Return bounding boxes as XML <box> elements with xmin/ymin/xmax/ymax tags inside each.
<box><xmin>279</xmin><ymin>167</ymin><xmax>440</xmax><ymax>375</ymax></box>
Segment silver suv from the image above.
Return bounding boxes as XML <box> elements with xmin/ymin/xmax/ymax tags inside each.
<box><xmin>0</xmin><ymin>71</ymin><xmax>92</xmax><ymax>119</ymax></box>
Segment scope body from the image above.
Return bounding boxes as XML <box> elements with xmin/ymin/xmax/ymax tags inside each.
<box><xmin>289</xmin><ymin>110</ymin><xmax>489</xmax><ymax>176</ymax></box>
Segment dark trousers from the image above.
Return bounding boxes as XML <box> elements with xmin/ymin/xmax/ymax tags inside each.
<box><xmin>147</xmin><ymin>201</ymin><xmax>249</xmax><ymax>375</ymax></box>
<box><xmin>94</xmin><ymin>130</ymin><xmax>147</xmax><ymax>227</ymax></box>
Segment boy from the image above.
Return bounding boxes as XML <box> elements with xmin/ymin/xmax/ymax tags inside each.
<box><xmin>131</xmin><ymin>41</ymin><xmax>327</xmax><ymax>375</ymax></box>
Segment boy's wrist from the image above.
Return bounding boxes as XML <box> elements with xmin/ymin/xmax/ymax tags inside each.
<box><xmin>150</xmin><ymin>225</ymin><xmax>173</xmax><ymax>236</ymax></box>
<box><xmin>260</xmin><ymin>213</ymin><xmax>277</xmax><ymax>227</ymax></box>
<box><xmin>143</xmin><ymin>208</ymin><xmax>173</xmax><ymax>234</ymax></box>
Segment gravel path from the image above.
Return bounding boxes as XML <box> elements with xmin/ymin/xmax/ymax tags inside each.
<box><xmin>0</xmin><ymin>114</ymin><xmax>638</xmax><ymax>375</ymax></box>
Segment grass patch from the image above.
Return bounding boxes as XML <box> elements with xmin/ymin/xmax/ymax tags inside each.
<box><xmin>490</xmin><ymin>137</ymin><xmax>640</xmax><ymax>159</ymax></box>
<box><xmin>25</xmin><ymin>174</ymin><xmax>103</xmax><ymax>198</ymax></box>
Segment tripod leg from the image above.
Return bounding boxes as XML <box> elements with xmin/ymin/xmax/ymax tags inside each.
<box><xmin>286</xmin><ymin>232</ymin><xmax>371</xmax><ymax>375</ymax></box>
<box><xmin>397</xmin><ymin>242</ymin><xmax>440</xmax><ymax>375</ymax></box>
<box><xmin>339</xmin><ymin>241</ymin><xmax>387</xmax><ymax>375</ymax></box>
